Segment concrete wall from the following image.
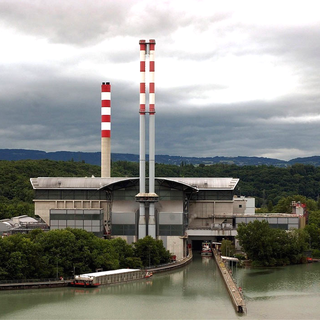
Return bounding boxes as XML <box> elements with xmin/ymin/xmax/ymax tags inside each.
<box><xmin>160</xmin><ymin>235</ymin><xmax>184</xmax><ymax>260</ymax></box>
<box><xmin>233</xmin><ymin>198</ymin><xmax>246</xmax><ymax>215</ymax></box>
<box><xmin>189</xmin><ymin>201</ymin><xmax>233</xmax><ymax>217</ymax></box>
<box><xmin>158</xmin><ymin>212</ymin><xmax>183</xmax><ymax>225</ymax></box>
<box><xmin>112</xmin><ymin>200</ymin><xmax>139</xmax><ymax>213</ymax></box>
<box><xmin>34</xmin><ymin>201</ymin><xmax>55</xmax><ymax>225</ymax></box>
<box><xmin>244</xmin><ymin>197</ymin><xmax>255</xmax><ymax>214</ymax></box>
<box><xmin>156</xmin><ymin>200</ymin><xmax>183</xmax><ymax>213</ymax></box>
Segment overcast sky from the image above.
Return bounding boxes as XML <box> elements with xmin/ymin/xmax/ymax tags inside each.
<box><xmin>1</xmin><ymin>0</ymin><xmax>320</xmax><ymax>161</ymax></box>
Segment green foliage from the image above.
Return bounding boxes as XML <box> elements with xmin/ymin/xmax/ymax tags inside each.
<box><xmin>274</xmin><ymin>195</ymin><xmax>307</xmax><ymax>213</ymax></box>
<box><xmin>109</xmin><ymin>237</ymin><xmax>142</xmax><ymax>268</ymax></box>
<box><xmin>237</xmin><ymin>220</ymin><xmax>309</xmax><ymax>266</ymax></box>
<box><xmin>0</xmin><ymin>159</ymin><xmax>101</xmax><ymax>219</ymax></box>
<box><xmin>2</xmin><ymin>159</ymin><xmax>320</xmax><ymax>219</ymax></box>
<box><xmin>304</xmin><ymin>210</ymin><xmax>320</xmax><ymax>254</ymax></box>
<box><xmin>133</xmin><ymin>236</ymin><xmax>171</xmax><ymax>267</ymax></box>
<box><xmin>0</xmin><ymin>229</ymin><xmax>170</xmax><ymax>280</ymax></box>
<box><xmin>220</xmin><ymin>239</ymin><xmax>235</xmax><ymax>256</ymax></box>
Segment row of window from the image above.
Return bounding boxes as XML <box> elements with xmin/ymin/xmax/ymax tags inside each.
<box><xmin>50</xmin><ymin>223</ymin><xmax>103</xmax><ymax>234</ymax></box>
<box><xmin>111</xmin><ymin>224</ymin><xmax>184</xmax><ymax>236</ymax></box>
<box><xmin>36</xmin><ymin>188</ymin><xmax>232</xmax><ymax>201</ymax></box>
<box><xmin>36</xmin><ymin>190</ymin><xmax>106</xmax><ymax>200</ymax></box>
<box><xmin>51</xmin><ymin>214</ymin><xmax>102</xmax><ymax>220</ymax></box>
<box><xmin>190</xmin><ymin>190</ymin><xmax>233</xmax><ymax>200</ymax></box>
<box><xmin>50</xmin><ymin>209</ymin><xmax>103</xmax><ymax>221</ymax></box>
<box><xmin>113</xmin><ymin>188</ymin><xmax>183</xmax><ymax>200</ymax></box>
<box><xmin>51</xmin><ymin>220</ymin><xmax>101</xmax><ymax>227</ymax></box>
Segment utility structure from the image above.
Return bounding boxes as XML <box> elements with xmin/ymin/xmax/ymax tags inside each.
<box><xmin>136</xmin><ymin>39</ymin><xmax>158</xmax><ymax>239</ymax></box>
<box><xmin>101</xmin><ymin>82</ymin><xmax>111</xmax><ymax>178</ymax></box>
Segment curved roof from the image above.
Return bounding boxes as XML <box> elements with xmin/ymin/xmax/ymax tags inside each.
<box><xmin>30</xmin><ymin>177</ymin><xmax>239</xmax><ymax>191</ymax></box>
<box><xmin>30</xmin><ymin>177</ymin><xmax>138</xmax><ymax>190</ymax></box>
<box><xmin>159</xmin><ymin>177</ymin><xmax>239</xmax><ymax>190</ymax></box>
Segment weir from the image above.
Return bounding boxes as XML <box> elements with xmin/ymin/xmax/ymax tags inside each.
<box><xmin>213</xmin><ymin>249</ymin><xmax>246</xmax><ymax>313</ymax></box>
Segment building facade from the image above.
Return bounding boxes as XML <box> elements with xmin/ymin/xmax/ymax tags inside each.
<box><xmin>31</xmin><ymin>176</ymin><xmax>240</xmax><ymax>259</ymax></box>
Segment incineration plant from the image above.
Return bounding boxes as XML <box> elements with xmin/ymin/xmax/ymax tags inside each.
<box><xmin>30</xmin><ymin>40</ymin><xmax>303</xmax><ymax>259</ymax></box>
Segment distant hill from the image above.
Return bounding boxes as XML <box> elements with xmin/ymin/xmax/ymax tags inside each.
<box><xmin>1</xmin><ymin>149</ymin><xmax>320</xmax><ymax>167</ymax></box>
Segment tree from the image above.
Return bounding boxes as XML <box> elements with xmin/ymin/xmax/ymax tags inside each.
<box><xmin>237</xmin><ymin>220</ymin><xmax>309</xmax><ymax>266</ymax></box>
<box><xmin>133</xmin><ymin>236</ymin><xmax>171</xmax><ymax>267</ymax></box>
<box><xmin>221</xmin><ymin>239</ymin><xmax>235</xmax><ymax>256</ymax></box>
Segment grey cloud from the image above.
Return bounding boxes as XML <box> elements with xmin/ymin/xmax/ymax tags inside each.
<box><xmin>1</xmin><ymin>1</ymin><xmax>320</xmax><ymax>161</ymax></box>
<box><xmin>0</xmin><ymin>0</ymin><xmax>133</xmax><ymax>45</ymax></box>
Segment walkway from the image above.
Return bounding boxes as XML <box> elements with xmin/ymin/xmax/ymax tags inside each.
<box><xmin>213</xmin><ymin>249</ymin><xmax>246</xmax><ymax>313</ymax></box>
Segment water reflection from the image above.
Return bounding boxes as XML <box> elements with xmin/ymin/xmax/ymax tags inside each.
<box><xmin>1</xmin><ymin>257</ymin><xmax>320</xmax><ymax>319</ymax></box>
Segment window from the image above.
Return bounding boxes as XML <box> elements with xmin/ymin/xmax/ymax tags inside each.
<box><xmin>159</xmin><ymin>224</ymin><xmax>183</xmax><ymax>236</ymax></box>
<box><xmin>112</xmin><ymin>224</ymin><xmax>136</xmax><ymax>235</ymax></box>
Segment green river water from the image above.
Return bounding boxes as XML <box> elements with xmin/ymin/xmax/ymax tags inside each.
<box><xmin>1</xmin><ymin>255</ymin><xmax>320</xmax><ymax>319</ymax></box>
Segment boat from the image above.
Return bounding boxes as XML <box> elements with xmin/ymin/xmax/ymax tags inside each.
<box><xmin>201</xmin><ymin>241</ymin><xmax>212</xmax><ymax>256</ymax></box>
<box><xmin>68</xmin><ymin>275</ymin><xmax>100</xmax><ymax>288</ymax></box>
<box><xmin>145</xmin><ymin>271</ymin><xmax>153</xmax><ymax>278</ymax></box>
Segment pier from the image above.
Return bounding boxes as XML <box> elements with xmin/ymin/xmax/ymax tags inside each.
<box><xmin>213</xmin><ymin>249</ymin><xmax>246</xmax><ymax>313</ymax></box>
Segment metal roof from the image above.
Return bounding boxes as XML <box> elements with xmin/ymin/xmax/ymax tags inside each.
<box><xmin>30</xmin><ymin>177</ymin><xmax>138</xmax><ymax>190</ymax></box>
<box><xmin>30</xmin><ymin>177</ymin><xmax>239</xmax><ymax>191</ymax></box>
<box><xmin>81</xmin><ymin>269</ymin><xmax>140</xmax><ymax>278</ymax></box>
<box><xmin>162</xmin><ymin>177</ymin><xmax>239</xmax><ymax>190</ymax></box>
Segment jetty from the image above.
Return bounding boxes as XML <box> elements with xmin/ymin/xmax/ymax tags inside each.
<box><xmin>213</xmin><ymin>249</ymin><xmax>246</xmax><ymax>313</ymax></box>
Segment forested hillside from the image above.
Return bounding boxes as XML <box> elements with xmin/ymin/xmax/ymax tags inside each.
<box><xmin>0</xmin><ymin>160</ymin><xmax>101</xmax><ymax>219</ymax></box>
<box><xmin>1</xmin><ymin>159</ymin><xmax>320</xmax><ymax>219</ymax></box>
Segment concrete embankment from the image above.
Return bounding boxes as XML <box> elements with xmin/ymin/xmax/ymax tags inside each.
<box><xmin>0</xmin><ymin>280</ymin><xmax>71</xmax><ymax>290</ymax></box>
<box><xmin>148</xmin><ymin>251</ymin><xmax>193</xmax><ymax>274</ymax></box>
<box><xmin>213</xmin><ymin>249</ymin><xmax>246</xmax><ymax>313</ymax></box>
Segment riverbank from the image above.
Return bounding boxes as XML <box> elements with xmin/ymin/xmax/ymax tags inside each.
<box><xmin>0</xmin><ymin>251</ymin><xmax>193</xmax><ymax>290</ymax></box>
<box><xmin>0</xmin><ymin>279</ymin><xmax>71</xmax><ymax>290</ymax></box>
<box><xmin>147</xmin><ymin>250</ymin><xmax>193</xmax><ymax>274</ymax></box>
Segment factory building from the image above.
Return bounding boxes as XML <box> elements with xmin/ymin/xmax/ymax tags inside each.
<box><xmin>30</xmin><ymin>39</ymin><xmax>302</xmax><ymax>258</ymax></box>
<box><xmin>30</xmin><ymin>176</ymin><xmax>240</xmax><ymax>259</ymax></box>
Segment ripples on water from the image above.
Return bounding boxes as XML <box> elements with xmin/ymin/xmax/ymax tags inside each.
<box><xmin>1</xmin><ymin>256</ymin><xmax>320</xmax><ymax>319</ymax></box>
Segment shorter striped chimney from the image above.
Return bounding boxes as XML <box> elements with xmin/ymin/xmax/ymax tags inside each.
<box><xmin>101</xmin><ymin>82</ymin><xmax>111</xmax><ymax>178</ymax></box>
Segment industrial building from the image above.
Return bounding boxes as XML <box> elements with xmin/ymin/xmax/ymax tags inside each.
<box><xmin>0</xmin><ymin>215</ymin><xmax>49</xmax><ymax>236</ymax></box>
<box><xmin>30</xmin><ymin>40</ymin><xmax>302</xmax><ymax>258</ymax></box>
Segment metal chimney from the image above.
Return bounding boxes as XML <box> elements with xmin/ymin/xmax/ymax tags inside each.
<box><xmin>136</xmin><ymin>40</ymin><xmax>158</xmax><ymax>239</ymax></box>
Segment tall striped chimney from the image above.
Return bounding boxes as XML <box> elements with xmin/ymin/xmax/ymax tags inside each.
<box><xmin>136</xmin><ymin>39</ymin><xmax>158</xmax><ymax>239</ymax></box>
<box><xmin>101</xmin><ymin>82</ymin><xmax>111</xmax><ymax>178</ymax></box>
<box><xmin>148</xmin><ymin>39</ymin><xmax>156</xmax><ymax>238</ymax></box>
<box><xmin>138</xmin><ymin>40</ymin><xmax>147</xmax><ymax>238</ymax></box>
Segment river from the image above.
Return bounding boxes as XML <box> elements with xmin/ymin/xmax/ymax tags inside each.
<box><xmin>1</xmin><ymin>255</ymin><xmax>320</xmax><ymax>319</ymax></box>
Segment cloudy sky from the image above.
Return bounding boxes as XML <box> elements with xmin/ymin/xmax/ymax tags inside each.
<box><xmin>1</xmin><ymin>0</ymin><xmax>320</xmax><ymax>161</ymax></box>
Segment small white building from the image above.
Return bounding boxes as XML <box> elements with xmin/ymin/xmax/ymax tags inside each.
<box><xmin>233</xmin><ymin>196</ymin><xmax>255</xmax><ymax>215</ymax></box>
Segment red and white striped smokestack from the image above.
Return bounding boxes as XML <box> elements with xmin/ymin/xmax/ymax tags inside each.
<box><xmin>149</xmin><ymin>39</ymin><xmax>155</xmax><ymax>116</ymax></box>
<box><xmin>137</xmin><ymin>39</ymin><xmax>157</xmax><ymax>239</ymax></box>
<box><xmin>148</xmin><ymin>39</ymin><xmax>156</xmax><ymax>238</ymax></box>
<box><xmin>101</xmin><ymin>82</ymin><xmax>111</xmax><ymax>178</ymax></box>
<box><xmin>138</xmin><ymin>40</ymin><xmax>147</xmax><ymax>238</ymax></box>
